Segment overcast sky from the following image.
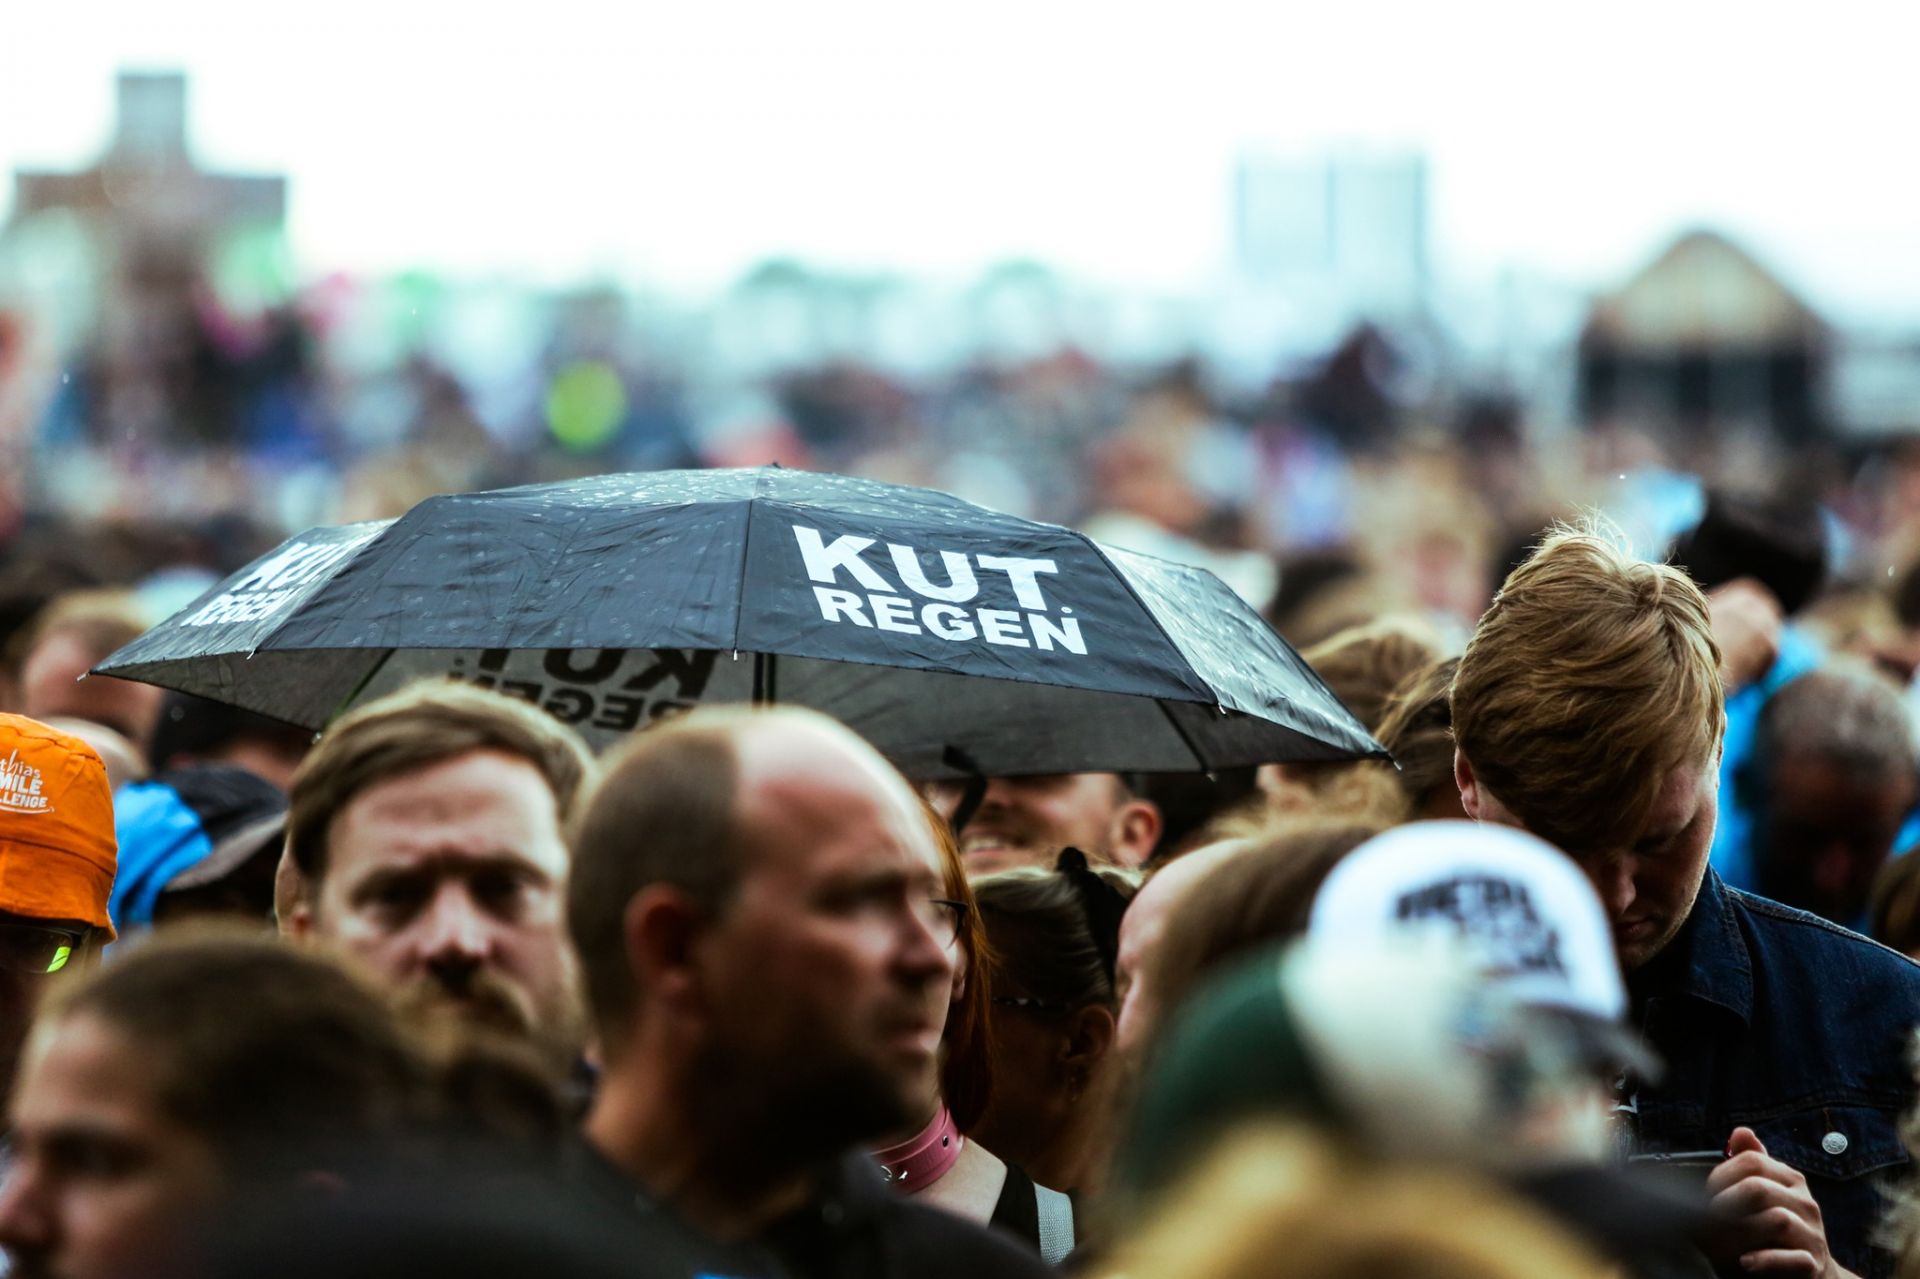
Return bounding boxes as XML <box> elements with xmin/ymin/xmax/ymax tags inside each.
<box><xmin>4</xmin><ymin>0</ymin><xmax>1918</xmax><ymax>319</ymax></box>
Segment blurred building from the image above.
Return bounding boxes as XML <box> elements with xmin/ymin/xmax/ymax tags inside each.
<box><xmin>1831</xmin><ymin>334</ymin><xmax>1920</xmax><ymax>439</ymax></box>
<box><xmin>1577</xmin><ymin>229</ymin><xmax>1829</xmax><ymax>442</ymax></box>
<box><xmin>10</xmin><ymin>71</ymin><xmax>285</xmax><ymax>246</ymax></box>
<box><xmin>3</xmin><ymin>71</ymin><xmax>294</xmax><ymax>455</ymax></box>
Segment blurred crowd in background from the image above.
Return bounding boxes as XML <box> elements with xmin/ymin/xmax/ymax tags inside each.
<box><xmin>7</xmin><ymin>66</ymin><xmax>1920</xmax><ymax>1279</ymax></box>
<box><xmin>9</xmin><ymin>74</ymin><xmax>1920</xmax><ymax>671</ymax></box>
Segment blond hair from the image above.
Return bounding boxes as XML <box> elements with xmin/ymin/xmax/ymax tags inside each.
<box><xmin>1098</xmin><ymin>1123</ymin><xmax>1609</xmax><ymax>1279</ymax></box>
<box><xmin>1452</xmin><ymin>520</ymin><xmax>1724</xmax><ymax>854</ymax></box>
<box><xmin>1373</xmin><ymin>656</ymin><xmax>1459</xmax><ymax>815</ymax></box>
<box><xmin>1301</xmin><ymin>616</ymin><xmax>1446</xmax><ymax>733</ymax></box>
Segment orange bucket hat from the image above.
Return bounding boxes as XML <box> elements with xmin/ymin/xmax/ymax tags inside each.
<box><xmin>0</xmin><ymin>713</ymin><xmax>118</xmax><ymax>938</ymax></box>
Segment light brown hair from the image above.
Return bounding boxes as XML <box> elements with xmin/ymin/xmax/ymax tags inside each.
<box><xmin>1140</xmin><ymin>818</ymin><xmax>1384</xmax><ymax>1028</ymax></box>
<box><xmin>1301</xmin><ymin>617</ymin><xmax>1446</xmax><ymax>733</ymax></box>
<box><xmin>1373</xmin><ymin>657</ymin><xmax>1459</xmax><ymax>816</ymax></box>
<box><xmin>566</xmin><ymin>708</ymin><xmax>747</xmax><ymax>1053</ymax></box>
<box><xmin>9</xmin><ymin>589</ymin><xmax>147</xmax><ymax>676</ymax></box>
<box><xmin>973</xmin><ymin>862</ymin><xmax>1140</xmax><ymax>1013</ymax></box>
<box><xmin>1871</xmin><ymin>852</ymin><xmax>1920</xmax><ymax>959</ymax></box>
<box><xmin>286</xmin><ymin>680</ymin><xmax>595</xmax><ymax>883</ymax></box>
<box><xmin>1451</xmin><ymin>520</ymin><xmax>1724</xmax><ymax>854</ymax></box>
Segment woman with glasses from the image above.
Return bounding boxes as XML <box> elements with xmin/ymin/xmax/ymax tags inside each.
<box><xmin>870</xmin><ymin>804</ymin><xmax>1082</xmax><ymax>1263</ymax></box>
<box><xmin>967</xmin><ymin>852</ymin><xmax>1139</xmax><ymax>1248</ymax></box>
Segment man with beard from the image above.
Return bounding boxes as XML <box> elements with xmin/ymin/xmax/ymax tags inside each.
<box><xmin>1451</xmin><ymin>522</ymin><xmax>1920</xmax><ymax>1279</ymax></box>
<box><xmin>566</xmin><ymin>707</ymin><xmax>1052</xmax><ymax>1278</ymax></box>
<box><xmin>281</xmin><ymin>681</ymin><xmax>594</xmax><ymax>1066</ymax></box>
<box><xmin>925</xmin><ymin>772</ymin><xmax>1161</xmax><ymax>876</ymax></box>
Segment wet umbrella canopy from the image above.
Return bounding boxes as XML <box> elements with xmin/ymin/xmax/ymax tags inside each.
<box><xmin>96</xmin><ymin>469</ymin><xmax>1384</xmax><ymax>777</ymax></box>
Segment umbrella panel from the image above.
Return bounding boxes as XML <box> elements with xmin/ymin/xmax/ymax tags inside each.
<box><xmin>103</xmin><ymin>646</ymin><xmax>1368</xmax><ymax>778</ymax></box>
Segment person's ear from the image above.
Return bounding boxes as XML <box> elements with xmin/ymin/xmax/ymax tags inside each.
<box><xmin>273</xmin><ymin>845</ymin><xmax>307</xmax><ymax>935</ymax></box>
<box><xmin>1059</xmin><ymin>1003</ymin><xmax>1117</xmax><ymax>1095</ymax></box>
<box><xmin>623</xmin><ymin>886</ymin><xmax>708</xmax><ymax>1012</ymax></box>
<box><xmin>1111</xmin><ymin>800</ymin><xmax>1162</xmax><ymax>869</ymax></box>
<box><xmin>1454</xmin><ymin>748</ymin><xmax>1485</xmax><ymax>821</ymax></box>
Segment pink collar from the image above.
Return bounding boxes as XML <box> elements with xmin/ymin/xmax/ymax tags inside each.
<box><xmin>872</xmin><ymin>1105</ymin><xmax>964</xmax><ymax>1191</ymax></box>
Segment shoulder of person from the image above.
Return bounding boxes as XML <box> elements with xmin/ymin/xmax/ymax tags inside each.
<box><xmin>1728</xmin><ymin>887</ymin><xmax>1920</xmax><ymax>984</ymax></box>
<box><xmin>876</xmin><ymin>1195</ymin><xmax>1058</xmax><ymax>1278</ymax></box>
<box><xmin>1727</xmin><ymin>886</ymin><xmax>1920</xmax><ymax>1062</ymax></box>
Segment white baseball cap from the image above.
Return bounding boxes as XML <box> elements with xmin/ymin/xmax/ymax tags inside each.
<box><xmin>1308</xmin><ymin>820</ymin><xmax>1659</xmax><ymax>1078</ymax></box>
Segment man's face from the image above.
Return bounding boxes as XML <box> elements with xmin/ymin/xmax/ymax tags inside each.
<box><xmin>927</xmin><ymin>772</ymin><xmax>1142</xmax><ymax>874</ymax></box>
<box><xmin>0</xmin><ymin>1013</ymin><xmax>225</xmax><ymax>1279</ymax></box>
<box><xmin>292</xmin><ymin>750</ymin><xmax>579</xmax><ymax>1050</ymax></box>
<box><xmin>694</xmin><ymin>734</ymin><xmax>956</xmax><ymax>1149</ymax></box>
<box><xmin>19</xmin><ymin>634</ymin><xmax>164</xmax><ymax>747</ymax></box>
<box><xmin>1753</xmin><ymin>750</ymin><xmax>1916</xmax><ymax>925</ymax></box>
<box><xmin>1574</xmin><ymin>762</ymin><xmax>1719</xmax><ymax>971</ymax></box>
<box><xmin>1467</xmin><ymin>758</ymin><xmax>1719</xmax><ymax>973</ymax></box>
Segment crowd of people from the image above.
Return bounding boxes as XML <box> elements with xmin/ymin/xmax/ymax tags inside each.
<box><xmin>0</xmin><ymin>470</ymin><xmax>1918</xmax><ymax>1279</ymax></box>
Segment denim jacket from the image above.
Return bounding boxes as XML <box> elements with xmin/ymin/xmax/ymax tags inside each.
<box><xmin>1629</xmin><ymin>870</ymin><xmax>1920</xmax><ymax>1279</ymax></box>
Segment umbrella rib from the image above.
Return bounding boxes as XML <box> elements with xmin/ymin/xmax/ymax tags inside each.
<box><xmin>728</xmin><ymin>481</ymin><xmax>766</xmax><ymax>656</ymax></box>
<box><xmin>1152</xmin><ymin>696</ymin><xmax>1211</xmax><ymax>773</ymax></box>
<box><xmin>328</xmin><ymin>648</ymin><xmax>396</xmax><ymax>726</ymax></box>
<box><xmin>1067</xmin><ymin>528</ymin><xmax>1219</xmax><ymax>707</ymax></box>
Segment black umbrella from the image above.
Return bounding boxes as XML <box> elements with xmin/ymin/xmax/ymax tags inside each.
<box><xmin>96</xmin><ymin>468</ymin><xmax>1384</xmax><ymax>778</ymax></box>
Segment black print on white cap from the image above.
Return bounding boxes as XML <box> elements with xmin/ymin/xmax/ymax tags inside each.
<box><xmin>1393</xmin><ymin>875</ymin><xmax>1569</xmax><ymax>981</ymax></box>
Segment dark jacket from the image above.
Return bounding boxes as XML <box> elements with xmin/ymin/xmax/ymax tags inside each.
<box><xmin>1628</xmin><ymin>870</ymin><xmax>1920</xmax><ymax>1279</ymax></box>
<box><xmin>568</xmin><ymin>1140</ymin><xmax>1056</xmax><ymax>1279</ymax></box>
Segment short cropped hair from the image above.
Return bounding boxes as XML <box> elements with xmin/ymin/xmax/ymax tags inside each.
<box><xmin>286</xmin><ymin>680</ymin><xmax>595</xmax><ymax>883</ymax></box>
<box><xmin>41</xmin><ymin>930</ymin><xmax>426</xmax><ymax>1180</ymax></box>
<box><xmin>566</xmin><ymin>708</ymin><xmax>757</xmax><ymax>1052</ymax></box>
<box><xmin>1452</xmin><ymin>521</ymin><xmax>1725</xmax><ymax>854</ymax></box>
<box><xmin>1753</xmin><ymin>663</ymin><xmax>1917</xmax><ymax>782</ymax></box>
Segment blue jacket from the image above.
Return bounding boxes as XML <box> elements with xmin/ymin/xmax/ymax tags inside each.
<box><xmin>1629</xmin><ymin>870</ymin><xmax>1920</xmax><ymax>1278</ymax></box>
<box><xmin>1709</xmin><ymin>625</ymin><xmax>1824</xmax><ymax>894</ymax></box>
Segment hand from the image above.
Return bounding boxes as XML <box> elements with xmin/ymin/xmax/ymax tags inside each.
<box><xmin>1707</xmin><ymin>580</ymin><xmax>1783</xmax><ymax>693</ymax></box>
<box><xmin>1704</xmin><ymin>1127</ymin><xmax>1857</xmax><ymax>1277</ymax></box>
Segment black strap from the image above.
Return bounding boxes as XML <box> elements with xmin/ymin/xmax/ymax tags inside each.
<box><xmin>1056</xmin><ymin>847</ymin><xmax>1127</xmax><ymax>988</ymax></box>
<box><xmin>941</xmin><ymin>745</ymin><xmax>989</xmax><ymax>836</ymax></box>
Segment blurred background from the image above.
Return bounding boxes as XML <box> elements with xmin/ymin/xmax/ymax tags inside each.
<box><xmin>5</xmin><ymin>0</ymin><xmax>1920</xmax><ymax>656</ymax></box>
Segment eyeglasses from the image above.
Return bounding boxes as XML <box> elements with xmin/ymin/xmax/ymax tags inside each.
<box><xmin>0</xmin><ymin>922</ymin><xmax>88</xmax><ymax>975</ymax></box>
<box><xmin>922</xmin><ymin>899</ymin><xmax>970</xmax><ymax>950</ymax></box>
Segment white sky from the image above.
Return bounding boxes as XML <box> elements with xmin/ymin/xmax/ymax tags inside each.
<box><xmin>4</xmin><ymin>0</ymin><xmax>1919</xmax><ymax>318</ymax></box>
